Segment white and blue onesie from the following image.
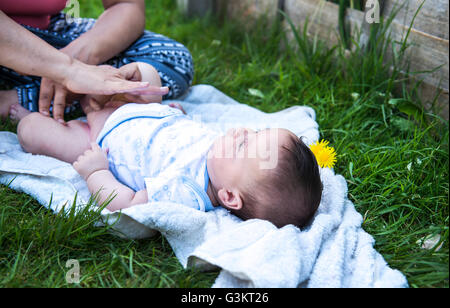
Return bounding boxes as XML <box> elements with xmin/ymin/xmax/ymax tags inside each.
<box><xmin>96</xmin><ymin>103</ymin><xmax>219</xmax><ymax>212</ymax></box>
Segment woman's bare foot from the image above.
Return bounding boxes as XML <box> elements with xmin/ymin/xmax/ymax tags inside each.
<box><xmin>0</xmin><ymin>90</ymin><xmax>20</xmax><ymax>119</ymax></box>
<box><xmin>9</xmin><ymin>103</ymin><xmax>31</xmax><ymax>122</ymax></box>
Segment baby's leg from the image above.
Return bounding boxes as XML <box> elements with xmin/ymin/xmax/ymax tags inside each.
<box><xmin>18</xmin><ymin>62</ymin><xmax>165</xmax><ymax>163</ymax></box>
<box><xmin>18</xmin><ymin>107</ymin><xmax>117</xmax><ymax>163</ymax></box>
<box><xmin>17</xmin><ymin>113</ymin><xmax>92</xmax><ymax>163</ymax></box>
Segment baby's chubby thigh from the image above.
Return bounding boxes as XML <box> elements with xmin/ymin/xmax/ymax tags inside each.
<box><xmin>17</xmin><ymin>112</ymin><xmax>91</xmax><ymax>163</ymax></box>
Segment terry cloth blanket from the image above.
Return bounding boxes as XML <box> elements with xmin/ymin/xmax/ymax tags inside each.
<box><xmin>0</xmin><ymin>85</ymin><xmax>408</xmax><ymax>288</ymax></box>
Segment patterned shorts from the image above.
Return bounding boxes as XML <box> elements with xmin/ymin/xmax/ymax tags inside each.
<box><xmin>0</xmin><ymin>13</ymin><xmax>194</xmax><ymax>114</ymax></box>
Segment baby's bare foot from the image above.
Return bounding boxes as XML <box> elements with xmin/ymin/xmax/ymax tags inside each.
<box><xmin>9</xmin><ymin>103</ymin><xmax>31</xmax><ymax>122</ymax></box>
<box><xmin>169</xmin><ymin>103</ymin><xmax>187</xmax><ymax>115</ymax></box>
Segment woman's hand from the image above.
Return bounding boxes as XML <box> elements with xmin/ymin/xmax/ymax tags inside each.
<box><xmin>38</xmin><ymin>0</ymin><xmax>151</xmax><ymax>123</ymax></box>
<box><xmin>73</xmin><ymin>142</ymin><xmax>110</xmax><ymax>181</ymax></box>
<box><xmin>38</xmin><ymin>78</ymin><xmax>71</xmax><ymax>123</ymax></box>
<box><xmin>38</xmin><ymin>42</ymin><xmax>100</xmax><ymax>122</ymax></box>
<box><xmin>76</xmin><ymin>62</ymin><xmax>168</xmax><ymax>114</ymax></box>
<box><xmin>39</xmin><ymin>60</ymin><xmax>169</xmax><ymax>123</ymax></box>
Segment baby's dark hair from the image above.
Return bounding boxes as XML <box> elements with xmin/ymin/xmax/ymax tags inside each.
<box><xmin>235</xmin><ymin>135</ymin><xmax>323</xmax><ymax>229</ymax></box>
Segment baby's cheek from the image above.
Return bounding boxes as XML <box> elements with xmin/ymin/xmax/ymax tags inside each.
<box><xmin>210</xmin><ymin>136</ymin><xmax>226</xmax><ymax>159</ymax></box>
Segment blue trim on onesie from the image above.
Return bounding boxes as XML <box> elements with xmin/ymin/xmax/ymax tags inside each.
<box><xmin>182</xmin><ymin>176</ymin><xmax>214</xmax><ymax>212</ymax></box>
<box><xmin>203</xmin><ymin>166</ymin><xmax>215</xmax><ymax>212</ymax></box>
<box><xmin>96</xmin><ymin>104</ymin><xmax>183</xmax><ymax>147</ymax></box>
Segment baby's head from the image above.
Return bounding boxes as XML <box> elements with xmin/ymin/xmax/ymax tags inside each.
<box><xmin>207</xmin><ymin>128</ymin><xmax>323</xmax><ymax>228</ymax></box>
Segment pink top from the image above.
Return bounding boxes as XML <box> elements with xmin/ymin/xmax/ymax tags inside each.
<box><xmin>0</xmin><ymin>0</ymin><xmax>67</xmax><ymax>29</ymax></box>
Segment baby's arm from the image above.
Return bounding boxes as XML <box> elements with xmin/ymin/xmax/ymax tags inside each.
<box><xmin>86</xmin><ymin>170</ymin><xmax>148</xmax><ymax>212</ymax></box>
<box><xmin>73</xmin><ymin>143</ymin><xmax>148</xmax><ymax>212</ymax></box>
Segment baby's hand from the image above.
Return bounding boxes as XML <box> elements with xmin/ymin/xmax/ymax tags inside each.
<box><xmin>73</xmin><ymin>143</ymin><xmax>109</xmax><ymax>180</ymax></box>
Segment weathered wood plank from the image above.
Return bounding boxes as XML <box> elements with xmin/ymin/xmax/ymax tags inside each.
<box><xmin>347</xmin><ymin>1</ymin><xmax>449</xmax><ymax>93</ymax></box>
<box><xmin>345</xmin><ymin>7</ymin><xmax>365</xmax><ymax>45</ymax></box>
<box><xmin>357</xmin><ymin>1</ymin><xmax>386</xmax><ymax>50</ymax></box>
<box><xmin>216</xmin><ymin>0</ymin><xmax>279</xmax><ymax>24</ymax></box>
<box><xmin>177</xmin><ymin>0</ymin><xmax>448</xmax><ymax>117</ymax></box>
<box><xmin>176</xmin><ymin>0</ymin><xmax>214</xmax><ymax>17</ymax></box>
<box><xmin>384</xmin><ymin>0</ymin><xmax>449</xmax><ymax>116</ymax></box>
<box><xmin>416</xmin><ymin>80</ymin><xmax>449</xmax><ymax>119</ymax></box>
<box><xmin>275</xmin><ymin>0</ymin><xmax>449</xmax><ymax>117</ymax></box>
<box><xmin>384</xmin><ymin>0</ymin><xmax>449</xmax><ymax>40</ymax></box>
<box><xmin>283</xmin><ymin>0</ymin><xmax>341</xmax><ymax>47</ymax></box>
<box><xmin>389</xmin><ymin>21</ymin><xmax>449</xmax><ymax>91</ymax></box>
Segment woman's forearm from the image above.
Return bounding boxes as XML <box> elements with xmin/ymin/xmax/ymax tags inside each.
<box><xmin>65</xmin><ymin>0</ymin><xmax>146</xmax><ymax>65</ymax></box>
<box><xmin>0</xmin><ymin>10</ymin><xmax>73</xmax><ymax>83</ymax></box>
<box><xmin>1</xmin><ymin>9</ymin><xmax>162</xmax><ymax>97</ymax></box>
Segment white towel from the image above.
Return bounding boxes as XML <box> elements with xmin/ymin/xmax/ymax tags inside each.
<box><xmin>0</xmin><ymin>85</ymin><xmax>408</xmax><ymax>288</ymax></box>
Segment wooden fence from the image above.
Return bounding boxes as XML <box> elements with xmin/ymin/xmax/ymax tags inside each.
<box><xmin>178</xmin><ymin>0</ymin><xmax>449</xmax><ymax>118</ymax></box>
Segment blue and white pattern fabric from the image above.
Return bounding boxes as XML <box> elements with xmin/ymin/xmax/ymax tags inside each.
<box><xmin>0</xmin><ymin>13</ymin><xmax>194</xmax><ymax>114</ymax></box>
<box><xmin>96</xmin><ymin>103</ymin><xmax>219</xmax><ymax>212</ymax></box>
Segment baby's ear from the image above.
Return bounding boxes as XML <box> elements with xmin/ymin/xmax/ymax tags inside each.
<box><xmin>217</xmin><ymin>188</ymin><xmax>243</xmax><ymax>211</ymax></box>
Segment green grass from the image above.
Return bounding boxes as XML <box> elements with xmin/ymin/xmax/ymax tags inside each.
<box><xmin>0</xmin><ymin>0</ymin><xmax>448</xmax><ymax>288</ymax></box>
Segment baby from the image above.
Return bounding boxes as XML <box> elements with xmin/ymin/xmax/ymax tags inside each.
<box><xmin>17</xmin><ymin>62</ymin><xmax>323</xmax><ymax>229</ymax></box>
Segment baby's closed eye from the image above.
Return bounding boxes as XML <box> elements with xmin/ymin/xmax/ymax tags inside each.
<box><xmin>239</xmin><ymin>132</ymin><xmax>249</xmax><ymax>150</ymax></box>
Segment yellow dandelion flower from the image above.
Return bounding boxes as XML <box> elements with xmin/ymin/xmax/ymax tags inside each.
<box><xmin>309</xmin><ymin>140</ymin><xmax>337</xmax><ymax>169</ymax></box>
